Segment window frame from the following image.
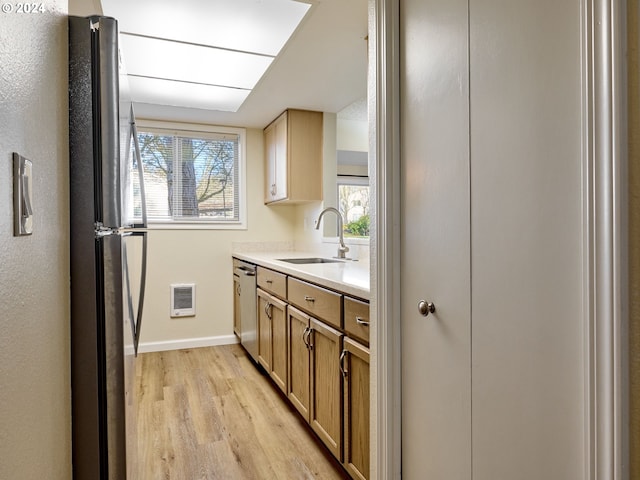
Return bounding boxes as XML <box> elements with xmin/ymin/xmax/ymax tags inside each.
<box><xmin>133</xmin><ymin>119</ymin><xmax>247</xmax><ymax>230</ymax></box>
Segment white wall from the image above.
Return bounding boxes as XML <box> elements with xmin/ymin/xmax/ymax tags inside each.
<box><xmin>337</xmin><ymin>117</ymin><xmax>369</xmax><ymax>152</ymax></box>
<box><xmin>136</xmin><ymin>127</ymin><xmax>298</xmax><ymax>350</ymax></box>
<box><xmin>0</xmin><ymin>2</ymin><xmax>71</xmax><ymax>478</ymax></box>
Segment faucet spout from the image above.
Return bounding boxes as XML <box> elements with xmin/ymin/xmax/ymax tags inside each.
<box><xmin>315</xmin><ymin>207</ymin><xmax>350</xmax><ymax>259</ymax></box>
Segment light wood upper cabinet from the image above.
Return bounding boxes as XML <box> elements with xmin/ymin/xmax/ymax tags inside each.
<box><xmin>264</xmin><ymin>109</ymin><xmax>323</xmax><ymax>204</ymax></box>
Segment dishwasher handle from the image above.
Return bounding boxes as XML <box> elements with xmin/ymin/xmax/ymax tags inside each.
<box><xmin>234</xmin><ymin>266</ymin><xmax>256</xmax><ymax>276</ymax></box>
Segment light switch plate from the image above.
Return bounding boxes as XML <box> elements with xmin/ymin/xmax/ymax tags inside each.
<box><xmin>13</xmin><ymin>153</ymin><xmax>33</xmax><ymax>236</ymax></box>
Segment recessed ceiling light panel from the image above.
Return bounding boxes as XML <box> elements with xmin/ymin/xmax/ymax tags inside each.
<box><xmin>120</xmin><ymin>34</ymin><xmax>273</xmax><ymax>90</ymax></box>
<box><xmin>102</xmin><ymin>0</ymin><xmax>312</xmax><ymax>56</ymax></box>
<box><xmin>128</xmin><ymin>76</ymin><xmax>251</xmax><ymax>112</ymax></box>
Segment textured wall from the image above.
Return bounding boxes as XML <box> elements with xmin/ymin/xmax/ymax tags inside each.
<box><xmin>0</xmin><ymin>1</ymin><xmax>71</xmax><ymax>479</ymax></box>
<box><xmin>629</xmin><ymin>1</ymin><xmax>640</xmax><ymax>476</ymax></box>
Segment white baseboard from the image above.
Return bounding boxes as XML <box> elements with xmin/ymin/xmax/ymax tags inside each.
<box><xmin>135</xmin><ymin>335</ymin><xmax>240</xmax><ymax>354</ymax></box>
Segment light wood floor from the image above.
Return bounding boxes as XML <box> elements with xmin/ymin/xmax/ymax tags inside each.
<box><xmin>128</xmin><ymin>344</ymin><xmax>349</xmax><ymax>479</ymax></box>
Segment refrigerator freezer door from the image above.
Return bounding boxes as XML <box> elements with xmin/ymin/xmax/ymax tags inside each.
<box><xmin>69</xmin><ymin>15</ymin><xmax>127</xmax><ymax>480</ymax></box>
<box><xmin>95</xmin><ymin>16</ymin><xmax>122</xmax><ymax>230</ymax></box>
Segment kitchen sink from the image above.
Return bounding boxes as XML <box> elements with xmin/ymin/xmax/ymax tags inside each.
<box><xmin>277</xmin><ymin>257</ymin><xmax>344</xmax><ymax>264</ymax></box>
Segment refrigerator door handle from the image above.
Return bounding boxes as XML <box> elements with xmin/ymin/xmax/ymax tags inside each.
<box><xmin>122</xmin><ymin>237</ymin><xmax>137</xmax><ymax>354</ymax></box>
<box><xmin>130</xmin><ymin>105</ymin><xmax>148</xmax><ymax>229</ymax></box>
<box><xmin>133</xmin><ymin>230</ymin><xmax>148</xmax><ymax>355</ymax></box>
<box><xmin>121</xmin><ymin>230</ymin><xmax>147</xmax><ymax>357</ymax></box>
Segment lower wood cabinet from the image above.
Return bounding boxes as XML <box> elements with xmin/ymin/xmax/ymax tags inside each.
<box><xmin>253</xmin><ymin>275</ymin><xmax>370</xmax><ymax>480</ymax></box>
<box><xmin>342</xmin><ymin>337</ymin><xmax>370</xmax><ymax>480</ymax></box>
<box><xmin>288</xmin><ymin>306</ymin><xmax>311</xmax><ymax>421</ymax></box>
<box><xmin>287</xmin><ymin>306</ymin><xmax>344</xmax><ymax>461</ymax></box>
<box><xmin>257</xmin><ymin>288</ymin><xmax>288</xmax><ymax>394</ymax></box>
<box><xmin>309</xmin><ymin>317</ymin><xmax>344</xmax><ymax>460</ymax></box>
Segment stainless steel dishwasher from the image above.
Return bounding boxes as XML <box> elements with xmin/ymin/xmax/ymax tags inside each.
<box><xmin>234</xmin><ymin>260</ymin><xmax>258</xmax><ymax>362</ymax></box>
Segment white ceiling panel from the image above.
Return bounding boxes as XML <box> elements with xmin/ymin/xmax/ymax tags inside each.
<box><xmin>128</xmin><ymin>76</ymin><xmax>250</xmax><ymax>112</ymax></box>
<box><xmin>120</xmin><ymin>34</ymin><xmax>273</xmax><ymax>89</ymax></box>
<box><xmin>80</xmin><ymin>0</ymin><xmax>369</xmax><ymax>128</ymax></box>
<box><xmin>101</xmin><ymin>0</ymin><xmax>312</xmax><ymax>56</ymax></box>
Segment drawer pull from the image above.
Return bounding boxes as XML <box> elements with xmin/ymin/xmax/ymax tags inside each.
<box><xmin>304</xmin><ymin>295</ymin><xmax>315</xmax><ymax>302</ymax></box>
<box><xmin>266</xmin><ymin>279</ymin><xmax>273</xmax><ymax>284</ymax></box>
<box><xmin>356</xmin><ymin>316</ymin><xmax>370</xmax><ymax>326</ymax></box>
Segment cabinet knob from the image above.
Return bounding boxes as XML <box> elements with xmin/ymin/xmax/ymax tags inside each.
<box><xmin>418</xmin><ymin>300</ymin><xmax>436</xmax><ymax>317</ymax></box>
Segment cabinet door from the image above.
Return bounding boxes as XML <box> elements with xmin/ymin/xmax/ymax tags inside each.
<box><xmin>310</xmin><ymin>317</ymin><xmax>343</xmax><ymax>460</ymax></box>
<box><xmin>342</xmin><ymin>338</ymin><xmax>370</xmax><ymax>480</ymax></box>
<box><xmin>273</xmin><ymin>111</ymin><xmax>288</xmax><ymax>201</ymax></box>
<box><xmin>287</xmin><ymin>306</ymin><xmax>311</xmax><ymax>421</ymax></box>
<box><xmin>264</xmin><ymin>123</ymin><xmax>277</xmax><ymax>203</ymax></box>
<box><xmin>257</xmin><ymin>288</ymin><xmax>272</xmax><ymax>372</ymax></box>
<box><xmin>233</xmin><ymin>275</ymin><xmax>241</xmax><ymax>337</ymax></box>
<box><xmin>264</xmin><ymin>112</ymin><xmax>288</xmax><ymax>203</ymax></box>
<box><xmin>268</xmin><ymin>295</ymin><xmax>288</xmax><ymax>394</ymax></box>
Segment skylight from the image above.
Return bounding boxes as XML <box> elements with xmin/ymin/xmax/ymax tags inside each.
<box><xmin>101</xmin><ymin>0</ymin><xmax>312</xmax><ymax>112</ymax></box>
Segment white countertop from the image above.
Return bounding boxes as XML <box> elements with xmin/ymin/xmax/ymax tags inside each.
<box><xmin>232</xmin><ymin>251</ymin><xmax>370</xmax><ymax>300</ymax></box>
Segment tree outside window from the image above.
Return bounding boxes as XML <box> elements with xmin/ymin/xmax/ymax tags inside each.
<box><xmin>132</xmin><ymin>129</ymin><xmax>241</xmax><ymax>223</ymax></box>
<box><xmin>338</xmin><ymin>177</ymin><xmax>370</xmax><ymax>238</ymax></box>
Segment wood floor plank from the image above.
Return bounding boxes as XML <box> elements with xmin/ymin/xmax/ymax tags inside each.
<box><xmin>130</xmin><ymin>344</ymin><xmax>347</xmax><ymax>479</ymax></box>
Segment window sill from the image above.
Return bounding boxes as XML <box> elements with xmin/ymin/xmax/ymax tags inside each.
<box><xmin>322</xmin><ymin>236</ymin><xmax>370</xmax><ymax>246</ymax></box>
<box><xmin>144</xmin><ymin>221</ymin><xmax>247</xmax><ymax>231</ymax></box>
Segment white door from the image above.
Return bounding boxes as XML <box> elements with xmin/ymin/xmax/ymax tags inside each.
<box><xmin>400</xmin><ymin>0</ymin><xmax>471</xmax><ymax>477</ymax></box>
<box><xmin>400</xmin><ymin>0</ymin><xmax>587</xmax><ymax>478</ymax></box>
<box><xmin>469</xmin><ymin>1</ymin><xmax>585</xmax><ymax>478</ymax></box>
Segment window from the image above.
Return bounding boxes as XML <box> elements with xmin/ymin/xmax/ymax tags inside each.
<box><xmin>128</xmin><ymin>122</ymin><xmax>246</xmax><ymax>228</ymax></box>
<box><xmin>337</xmin><ymin>176</ymin><xmax>370</xmax><ymax>238</ymax></box>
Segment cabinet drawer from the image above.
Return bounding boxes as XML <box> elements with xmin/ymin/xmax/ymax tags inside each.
<box><xmin>344</xmin><ymin>297</ymin><xmax>370</xmax><ymax>345</ymax></box>
<box><xmin>257</xmin><ymin>267</ymin><xmax>287</xmax><ymax>299</ymax></box>
<box><xmin>288</xmin><ymin>277</ymin><xmax>342</xmax><ymax>329</ymax></box>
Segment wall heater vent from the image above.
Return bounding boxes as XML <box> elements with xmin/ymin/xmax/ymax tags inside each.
<box><xmin>170</xmin><ymin>283</ymin><xmax>196</xmax><ymax>317</ymax></box>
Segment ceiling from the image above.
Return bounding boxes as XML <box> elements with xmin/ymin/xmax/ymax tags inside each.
<box><xmin>72</xmin><ymin>0</ymin><xmax>369</xmax><ymax>129</ymax></box>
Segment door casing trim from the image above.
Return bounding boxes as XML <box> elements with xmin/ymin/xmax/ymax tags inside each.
<box><xmin>582</xmin><ymin>0</ymin><xmax>629</xmax><ymax>478</ymax></box>
<box><xmin>370</xmin><ymin>0</ymin><xmax>402</xmax><ymax>478</ymax></box>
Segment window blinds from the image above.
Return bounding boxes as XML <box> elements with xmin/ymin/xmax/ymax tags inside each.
<box><xmin>130</xmin><ymin>130</ymin><xmax>240</xmax><ymax>223</ymax></box>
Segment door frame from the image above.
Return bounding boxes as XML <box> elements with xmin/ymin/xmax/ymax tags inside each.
<box><xmin>370</xmin><ymin>0</ymin><xmax>401</xmax><ymax>478</ymax></box>
<box><xmin>582</xmin><ymin>0</ymin><xmax>629</xmax><ymax>478</ymax></box>
<box><xmin>370</xmin><ymin>0</ymin><xmax>629</xmax><ymax>479</ymax></box>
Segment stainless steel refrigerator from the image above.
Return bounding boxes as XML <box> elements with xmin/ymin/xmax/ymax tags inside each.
<box><xmin>69</xmin><ymin>15</ymin><xmax>147</xmax><ymax>480</ymax></box>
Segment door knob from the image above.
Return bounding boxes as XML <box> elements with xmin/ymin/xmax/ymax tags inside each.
<box><xmin>418</xmin><ymin>300</ymin><xmax>436</xmax><ymax>317</ymax></box>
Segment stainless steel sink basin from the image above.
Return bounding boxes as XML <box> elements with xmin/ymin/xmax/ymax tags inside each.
<box><xmin>277</xmin><ymin>257</ymin><xmax>344</xmax><ymax>265</ymax></box>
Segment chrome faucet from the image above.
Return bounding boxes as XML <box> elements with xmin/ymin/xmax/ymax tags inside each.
<box><xmin>315</xmin><ymin>207</ymin><xmax>350</xmax><ymax>259</ymax></box>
